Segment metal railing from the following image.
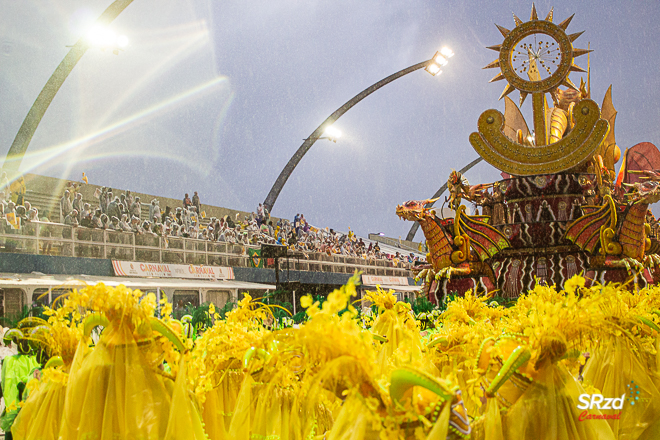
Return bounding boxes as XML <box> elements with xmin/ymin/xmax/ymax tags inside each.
<box><xmin>0</xmin><ymin>222</ymin><xmax>413</xmax><ymax>277</ymax></box>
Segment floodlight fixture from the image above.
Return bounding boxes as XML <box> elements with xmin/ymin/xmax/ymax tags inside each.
<box><xmin>425</xmin><ymin>47</ymin><xmax>453</xmax><ymax>76</ymax></box>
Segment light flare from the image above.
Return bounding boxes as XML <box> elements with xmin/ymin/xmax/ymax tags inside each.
<box><xmin>93</xmin><ymin>21</ymin><xmax>211</xmax><ymax>130</ymax></box>
<box><xmin>323</xmin><ymin>126</ymin><xmax>342</xmax><ymax>142</ymax></box>
<box><xmin>11</xmin><ymin>76</ymin><xmax>230</xmax><ymax>177</ymax></box>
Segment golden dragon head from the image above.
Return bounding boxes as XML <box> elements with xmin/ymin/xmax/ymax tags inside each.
<box><xmin>396</xmin><ymin>199</ymin><xmax>438</xmax><ymax>222</ymax></box>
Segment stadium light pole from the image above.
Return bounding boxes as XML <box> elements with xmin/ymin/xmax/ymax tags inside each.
<box><xmin>404</xmin><ymin>156</ymin><xmax>483</xmax><ymax>242</ymax></box>
<box><xmin>263</xmin><ymin>47</ymin><xmax>454</xmax><ymax>213</ymax></box>
<box><xmin>2</xmin><ymin>0</ymin><xmax>135</xmax><ymax>180</ymax></box>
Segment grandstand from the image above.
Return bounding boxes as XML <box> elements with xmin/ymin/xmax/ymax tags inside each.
<box><xmin>0</xmin><ymin>174</ymin><xmax>423</xmax><ymax>320</ymax></box>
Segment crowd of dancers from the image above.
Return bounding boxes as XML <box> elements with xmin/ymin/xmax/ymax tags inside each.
<box><xmin>0</xmin><ymin>274</ymin><xmax>659</xmax><ymax>439</ymax></box>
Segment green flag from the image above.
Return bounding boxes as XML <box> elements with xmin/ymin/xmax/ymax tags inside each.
<box><xmin>248</xmin><ymin>248</ymin><xmax>263</xmax><ymax>268</ymax></box>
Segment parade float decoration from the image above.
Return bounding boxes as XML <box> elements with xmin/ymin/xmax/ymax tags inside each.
<box><xmin>398</xmin><ymin>6</ymin><xmax>660</xmax><ymax>303</ymax></box>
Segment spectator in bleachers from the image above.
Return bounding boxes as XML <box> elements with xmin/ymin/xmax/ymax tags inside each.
<box><xmin>108</xmin><ymin>216</ymin><xmax>120</xmax><ymax>230</ymax></box>
<box><xmin>124</xmin><ymin>190</ymin><xmax>133</xmax><ymax>209</ymax></box>
<box><xmin>91</xmin><ymin>209</ymin><xmax>102</xmax><ymax>228</ymax></box>
<box><xmin>15</xmin><ymin>205</ymin><xmax>27</xmax><ymax>223</ymax></box>
<box><xmin>119</xmin><ymin>193</ymin><xmax>127</xmax><ymax>213</ymax></box>
<box><xmin>104</xmin><ymin>190</ymin><xmax>114</xmax><ymax>214</ymax></box>
<box><xmin>107</xmin><ymin>197</ymin><xmax>121</xmax><ymax>221</ymax></box>
<box><xmin>192</xmin><ymin>192</ymin><xmax>200</xmax><ymax>215</ymax></box>
<box><xmin>119</xmin><ymin>214</ymin><xmax>132</xmax><ymax>232</ymax></box>
<box><xmin>7</xmin><ymin>181</ymin><xmax>423</xmax><ymax>267</ymax></box>
<box><xmin>162</xmin><ymin>206</ymin><xmax>171</xmax><ymax>224</ymax></box>
<box><xmin>142</xmin><ymin>220</ymin><xmax>154</xmax><ymax>236</ymax></box>
<box><xmin>130</xmin><ymin>197</ymin><xmax>141</xmax><ymax>220</ymax></box>
<box><xmin>149</xmin><ymin>200</ymin><xmax>160</xmax><ymax>224</ymax></box>
<box><xmin>72</xmin><ymin>193</ymin><xmax>83</xmax><ymax>220</ymax></box>
<box><xmin>60</xmin><ymin>190</ymin><xmax>72</xmax><ymax>221</ymax></box>
<box><xmin>183</xmin><ymin>193</ymin><xmax>191</xmax><ymax>209</ymax></box>
<box><xmin>190</xmin><ymin>216</ymin><xmax>199</xmax><ymax>237</ymax></box>
<box><xmin>80</xmin><ymin>207</ymin><xmax>92</xmax><ymax>228</ymax></box>
<box><xmin>27</xmin><ymin>208</ymin><xmax>38</xmax><ymax>222</ymax></box>
<box><xmin>80</xmin><ymin>203</ymin><xmax>91</xmax><ymax>223</ymax></box>
<box><xmin>64</xmin><ymin>210</ymin><xmax>79</xmax><ymax>227</ymax></box>
<box><xmin>98</xmin><ymin>187</ymin><xmax>107</xmax><ymax>213</ymax></box>
<box><xmin>131</xmin><ymin>216</ymin><xmax>142</xmax><ymax>234</ymax></box>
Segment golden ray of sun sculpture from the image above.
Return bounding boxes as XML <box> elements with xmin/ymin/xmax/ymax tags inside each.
<box><xmin>469</xmin><ymin>5</ymin><xmax>608</xmax><ymax>176</ymax></box>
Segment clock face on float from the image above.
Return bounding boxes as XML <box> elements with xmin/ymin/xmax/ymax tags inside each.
<box><xmin>510</xmin><ymin>34</ymin><xmax>562</xmax><ymax>82</ymax></box>
<box><xmin>497</xmin><ymin>19</ymin><xmax>574</xmax><ymax>95</ymax></box>
<box><xmin>483</xmin><ymin>7</ymin><xmax>591</xmax><ymax>104</ymax></box>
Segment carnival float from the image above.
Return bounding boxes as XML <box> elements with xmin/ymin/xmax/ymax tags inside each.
<box><xmin>398</xmin><ymin>6</ymin><xmax>660</xmax><ymax>303</ymax></box>
<box><xmin>1</xmin><ymin>6</ymin><xmax>660</xmax><ymax>440</ymax></box>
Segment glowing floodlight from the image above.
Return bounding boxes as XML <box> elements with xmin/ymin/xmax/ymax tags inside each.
<box><xmin>323</xmin><ymin>126</ymin><xmax>342</xmax><ymax>142</ymax></box>
<box><xmin>87</xmin><ymin>25</ymin><xmax>112</xmax><ymax>46</ymax></box>
<box><xmin>426</xmin><ymin>47</ymin><xmax>453</xmax><ymax>76</ymax></box>
<box><xmin>440</xmin><ymin>47</ymin><xmax>454</xmax><ymax>58</ymax></box>
<box><xmin>425</xmin><ymin>63</ymin><xmax>442</xmax><ymax>76</ymax></box>
<box><xmin>116</xmin><ymin>35</ymin><xmax>129</xmax><ymax>48</ymax></box>
<box><xmin>434</xmin><ymin>54</ymin><xmax>448</xmax><ymax>66</ymax></box>
<box><xmin>85</xmin><ymin>25</ymin><xmax>128</xmax><ymax>53</ymax></box>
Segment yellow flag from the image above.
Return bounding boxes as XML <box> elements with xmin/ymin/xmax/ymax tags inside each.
<box><xmin>6</xmin><ymin>213</ymin><xmax>19</xmax><ymax>230</ymax></box>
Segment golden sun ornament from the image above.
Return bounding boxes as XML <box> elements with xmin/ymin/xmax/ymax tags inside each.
<box><xmin>484</xmin><ymin>4</ymin><xmax>591</xmax><ymax>105</ymax></box>
<box><xmin>469</xmin><ymin>5</ymin><xmax>607</xmax><ymax>176</ymax></box>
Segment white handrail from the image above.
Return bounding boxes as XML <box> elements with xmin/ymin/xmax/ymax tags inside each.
<box><xmin>0</xmin><ymin>222</ymin><xmax>412</xmax><ymax>277</ymax></box>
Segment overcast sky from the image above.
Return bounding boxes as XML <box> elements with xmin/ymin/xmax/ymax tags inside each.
<box><xmin>2</xmin><ymin>1</ymin><xmax>660</xmax><ymax>240</ymax></box>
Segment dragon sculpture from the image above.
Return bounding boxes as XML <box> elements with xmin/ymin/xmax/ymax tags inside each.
<box><xmin>396</xmin><ymin>197</ymin><xmax>510</xmax><ymax>302</ymax></box>
<box><xmin>565</xmin><ymin>170</ymin><xmax>660</xmax><ymax>276</ymax></box>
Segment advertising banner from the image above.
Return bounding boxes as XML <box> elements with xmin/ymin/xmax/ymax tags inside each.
<box><xmin>361</xmin><ymin>275</ymin><xmax>409</xmax><ymax>286</ymax></box>
<box><xmin>112</xmin><ymin>260</ymin><xmax>234</xmax><ymax>280</ymax></box>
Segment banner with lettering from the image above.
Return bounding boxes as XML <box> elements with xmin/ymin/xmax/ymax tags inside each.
<box><xmin>112</xmin><ymin>261</ymin><xmax>234</xmax><ymax>280</ymax></box>
<box><xmin>361</xmin><ymin>275</ymin><xmax>409</xmax><ymax>286</ymax></box>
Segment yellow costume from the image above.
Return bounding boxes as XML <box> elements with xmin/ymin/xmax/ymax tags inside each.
<box><xmin>11</xmin><ymin>310</ymin><xmax>80</xmax><ymax>440</ymax></box>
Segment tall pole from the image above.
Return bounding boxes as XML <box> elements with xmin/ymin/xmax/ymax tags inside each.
<box><xmin>263</xmin><ymin>59</ymin><xmax>433</xmax><ymax>212</ymax></box>
<box><xmin>2</xmin><ymin>0</ymin><xmax>136</xmax><ymax>179</ymax></box>
<box><xmin>405</xmin><ymin>157</ymin><xmax>483</xmax><ymax>242</ymax></box>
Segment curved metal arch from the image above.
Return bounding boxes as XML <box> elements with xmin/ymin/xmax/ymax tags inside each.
<box><xmin>405</xmin><ymin>157</ymin><xmax>483</xmax><ymax>242</ymax></box>
<box><xmin>3</xmin><ymin>0</ymin><xmax>136</xmax><ymax>178</ymax></box>
<box><xmin>263</xmin><ymin>59</ymin><xmax>432</xmax><ymax>212</ymax></box>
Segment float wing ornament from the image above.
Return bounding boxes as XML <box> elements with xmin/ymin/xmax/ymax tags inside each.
<box><xmin>455</xmin><ymin>206</ymin><xmax>510</xmax><ymax>261</ymax></box>
<box><xmin>564</xmin><ymin>195</ymin><xmax>617</xmax><ymax>254</ymax></box>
